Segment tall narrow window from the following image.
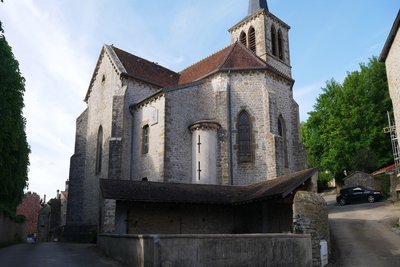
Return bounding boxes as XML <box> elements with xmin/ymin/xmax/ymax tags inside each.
<box><xmin>238</xmin><ymin>111</ymin><xmax>252</xmax><ymax>162</ymax></box>
<box><xmin>278</xmin><ymin>116</ymin><xmax>288</xmax><ymax>168</ymax></box>
<box><xmin>197</xmin><ymin>135</ymin><xmax>201</xmax><ymax>154</ymax></box>
<box><xmin>278</xmin><ymin>29</ymin><xmax>284</xmax><ymax>60</ymax></box>
<box><xmin>240</xmin><ymin>31</ymin><xmax>247</xmax><ymax>47</ymax></box>
<box><xmin>142</xmin><ymin>125</ymin><xmax>149</xmax><ymax>154</ymax></box>
<box><xmin>197</xmin><ymin>161</ymin><xmax>201</xmax><ymax>181</ymax></box>
<box><xmin>271</xmin><ymin>25</ymin><xmax>277</xmax><ymax>56</ymax></box>
<box><xmin>95</xmin><ymin>126</ymin><xmax>103</xmax><ymax>174</ymax></box>
<box><xmin>248</xmin><ymin>27</ymin><xmax>256</xmax><ymax>53</ymax></box>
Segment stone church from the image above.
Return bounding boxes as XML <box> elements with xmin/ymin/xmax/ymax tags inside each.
<box><xmin>66</xmin><ymin>0</ymin><xmax>311</xmax><ymax>241</ymax></box>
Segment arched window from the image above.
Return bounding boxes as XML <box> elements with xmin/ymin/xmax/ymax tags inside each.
<box><xmin>142</xmin><ymin>125</ymin><xmax>149</xmax><ymax>154</ymax></box>
<box><xmin>238</xmin><ymin>111</ymin><xmax>252</xmax><ymax>162</ymax></box>
<box><xmin>271</xmin><ymin>25</ymin><xmax>277</xmax><ymax>56</ymax></box>
<box><xmin>248</xmin><ymin>27</ymin><xmax>256</xmax><ymax>53</ymax></box>
<box><xmin>278</xmin><ymin>116</ymin><xmax>288</xmax><ymax>168</ymax></box>
<box><xmin>240</xmin><ymin>31</ymin><xmax>247</xmax><ymax>47</ymax></box>
<box><xmin>95</xmin><ymin>126</ymin><xmax>103</xmax><ymax>174</ymax></box>
<box><xmin>278</xmin><ymin>29</ymin><xmax>284</xmax><ymax>60</ymax></box>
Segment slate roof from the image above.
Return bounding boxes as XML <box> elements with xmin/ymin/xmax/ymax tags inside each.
<box><xmin>112</xmin><ymin>46</ymin><xmax>180</xmax><ymax>88</ymax></box>
<box><xmin>248</xmin><ymin>0</ymin><xmax>269</xmax><ymax>16</ymax></box>
<box><xmin>380</xmin><ymin>10</ymin><xmax>400</xmax><ymax>62</ymax></box>
<box><xmin>100</xmin><ymin>168</ymin><xmax>317</xmax><ymax>205</ymax></box>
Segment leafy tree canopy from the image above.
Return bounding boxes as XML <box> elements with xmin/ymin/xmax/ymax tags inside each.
<box><xmin>0</xmin><ymin>18</ymin><xmax>30</xmax><ymax>213</ymax></box>
<box><xmin>302</xmin><ymin>58</ymin><xmax>393</xmax><ymax>183</ymax></box>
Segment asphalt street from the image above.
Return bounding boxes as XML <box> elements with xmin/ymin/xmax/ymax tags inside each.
<box><xmin>326</xmin><ymin>194</ymin><xmax>400</xmax><ymax>267</ymax></box>
<box><xmin>0</xmin><ymin>242</ymin><xmax>124</xmax><ymax>267</ymax></box>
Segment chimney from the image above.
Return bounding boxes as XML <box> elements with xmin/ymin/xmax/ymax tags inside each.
<box><xmin>65</xmin><ymin>180</ymin><xmax>69</xmax><ymax>191</ymax></box>
<box><xmin>57</xmin><ymin>189</ymin><xmax>60</xmax><ymax>199</ymax></box>
<box><xmin>43</xmin><ymin>194</ymin><xmax>46</xmax><ymax>204</ymax></box>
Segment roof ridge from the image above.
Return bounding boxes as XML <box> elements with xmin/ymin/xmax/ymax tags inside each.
<box><xmin>218</xmin><ymin>42</ymin><xmax>239</xmax><ymax>70</ymax></box>
<box><xmin>179</xmin><ymin>43</ymin><xmax>235</xmax><ymax>74</ymax></box>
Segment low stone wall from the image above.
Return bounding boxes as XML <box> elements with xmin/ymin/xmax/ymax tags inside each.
<box><xmin>0</xmin><ymin>211</ymin><xmax>25</xmax><ymax>245</ymax></box>
<box><xmin>98</xmin><ymin>234</ymin><xmax>312</xmax><ymax>267</ymax></box>
<box><xmin>293</xmin><ymin>191</ymin><xmax>329</xmax><ymax>267</ymax></box>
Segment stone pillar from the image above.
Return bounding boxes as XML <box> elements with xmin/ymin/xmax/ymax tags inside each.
<box><xmin>293</xmin><ymin>191</ymin><xmax>329</xmax><ymax>267</ymax></box>
<box><xmin>102</xmin><ymin>199</ymin><xmax>116</xmax><ymax>234</ymax></box>
<box><xmin>189</xmin><ymin>121</ymin><xmax>221</xmax><ymax>184</ymax></box>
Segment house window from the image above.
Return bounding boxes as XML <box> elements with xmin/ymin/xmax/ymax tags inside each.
<box><xmin>142</xmin><ymin>125</ymin><xmax>149</xmax><ymax>154</ymax></box>
<box><xmin>278</xmin><ymin>29</ymin><xmax>284</xmax><ymax>60</ymax></box>
<box><xmin>240</xmin><ymin>31</ymin><xmax>247</xmax><ymax>47</ymax></box>
<box><xmin>95</xmin><ymin>125</ymin><xmax>103</xmax><ymax>174</ymax></box>
<box><xmin>271</xmin><ymin>25</ymin><xmax>277</xmax><ymax>56</ymax></box>
<box><xmin>238</xmin><ymin>111</ymin><xmax>252</xmax><ymax>162</ymax></box>
<box><xmin>248</xmin><ymin>27</ymin><xmax>256</xmax><ymax>53</ymax></box>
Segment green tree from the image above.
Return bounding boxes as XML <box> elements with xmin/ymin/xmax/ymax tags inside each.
<box><xmin>0</xmin><ymin>14</ymin><xmax>30</xmax><ymax>213</ymax></box>
<box><xmin>302</xmin><ymin>58</ymin><xmax>392</xmax><ymax>183</ymax></box>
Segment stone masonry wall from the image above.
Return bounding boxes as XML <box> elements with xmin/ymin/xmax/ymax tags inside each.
<box><xmin>83</xmin><ymin>51</ymin><xmax>163</xmax><ymax>226</ymax></box>
<box><xmin>229</xmin><ymin>11</ymin><xmax>291</xmax><ymax>77</ymax></box>
<box><xmin>230</xmin><ymin>72</ymin><xmax>272</xmax><ymax>184</ymax></box>
<box><xmin>385</xmin><ymin>26</ymin><xmax>400</xmax><ymax>141</ymax></box>
<box><xmin>131</xmin><ymin>95</ymin><xmax>165</xmax><ymax>182</ymax></box>
<box><xmin>67</xmin><ymin>109</ymin><xmax>88</xmax><ymax>226</ymax></box>
<box><xmin>344</xmin><ymin>171</ymin><xmax>383</xmax><ymax>192</ymax></box>
<box><xmin>98</xmin><ymin>234</ymin><xmax>312</xmax><ymax>267</ymax></box>
<box><xmin>164</xmin><ymin>70</ymin><xmax>304</xmax><ymax>185</ymax></box>
<box><xmin>164</xmin><ymin>81</ymin><xmax>218</xmax><ymax>183</ymax></box>
<box><xmin>121</xmin><ymin>79</ymin><xmax>161</xmax><ymax>181</ymax></box>
<box><xmin>293</xmin><ymin>191</ymin><xmax>329</xmax><ymax>267</ymax></box>
<box><xmin>84</xmin><ymin>50</ymin><xmax>122</xmax><ymax>226</ymax></box>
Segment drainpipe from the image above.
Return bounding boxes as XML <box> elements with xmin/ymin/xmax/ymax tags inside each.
<box><xmin>129</xmin><ymin>105</ymin><xmax>134</xmax><ymax>181</ymax></box>
<box><xmin>227</xmin><ymin>70</ymin><xmax>234</xmax><ymax>185</ymax></box>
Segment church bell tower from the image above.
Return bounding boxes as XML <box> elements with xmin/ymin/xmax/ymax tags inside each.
<box><xmin>228</xmin><ymin>0</ymin><xmax>292</xmax><ymax>77</ymax></box>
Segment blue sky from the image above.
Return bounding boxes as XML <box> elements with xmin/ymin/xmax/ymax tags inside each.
<box><xmin>0</xmin><ymin>0</ymin><xmax>398</xmax><ymax>200</ymax></box>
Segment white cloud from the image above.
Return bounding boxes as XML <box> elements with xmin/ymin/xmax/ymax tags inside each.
<box><xmin>1</xmin><ymin>0</ymin><xmax>91</xmax><ymax>199</ymax></box>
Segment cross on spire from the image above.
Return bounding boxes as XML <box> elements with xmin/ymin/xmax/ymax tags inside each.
<box><xmin>248</xmin><ymin>0</ymin><xmax>269</xmax><ymax>16</ymax></box>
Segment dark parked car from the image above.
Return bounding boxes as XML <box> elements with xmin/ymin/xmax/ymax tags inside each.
<box><xmin>336</xmin><ymin>186</ymin><xmax>383</xmax><ymax>206</ymax></box>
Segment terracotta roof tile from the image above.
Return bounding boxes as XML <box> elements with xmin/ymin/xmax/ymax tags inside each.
<box><xmin>112</xmin><ymin>46</ymin><xmax>180</xmax><ymax>87</ymax></box>
<box><xmin>221</xmin><ymin>43</ymin><xmax>266</xmax><ymax>69</ymax></box>
<box><xmin>178</xmin><ymin>45</ymin><xmax>234</xmax><ymax>85</ymax></box>
<box><xmin>178</xmin><ymin>42</ymin><xmax>267</xmax><ymax>85</ymax></box>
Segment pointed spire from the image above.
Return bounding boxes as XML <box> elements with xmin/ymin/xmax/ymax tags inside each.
<box><xmin>248</xmin><ymin>0</ymin><xmax>269</xmax><ymax>16</ymax></box>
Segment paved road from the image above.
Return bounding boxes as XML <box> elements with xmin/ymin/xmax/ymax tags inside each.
<box><xmin>0</xmin><ymin>242</ymin><xmax>124</xmax><ymax>267</ymax></box>
<box><xmin>327</xmin><ymin>195</ymin><xmax>400</xmax><ymax>266</ymax></box>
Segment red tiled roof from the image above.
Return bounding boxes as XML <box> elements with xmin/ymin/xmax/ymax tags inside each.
<box><xmin>112</xmin><ymin>46</ymin><xmax>180</xmax><ymax>88</ymax></box>
<box><xmin>178</xmin><ymin>42</ymin><xmax>267</xmax><ymax>84</ymax></box>
<box><xmin>109</xmin><ymin>42</ymin><xmax>289</xmax><ymax>89</ymax></box>
<box><xmin>372</xmin><ymin>164</ymin><xmax>396</xmax><ymax>176</ymax></box>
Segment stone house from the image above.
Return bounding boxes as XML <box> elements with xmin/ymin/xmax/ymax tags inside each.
<box><xmin>37</xmin><ymin>193</ymin><xmax>63</xmax><ymax>242</ymax></box>
<box><xmin>66</xmin><ymin>0</ymin><xmax>309</xmax><ymax>240</ymax></box>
